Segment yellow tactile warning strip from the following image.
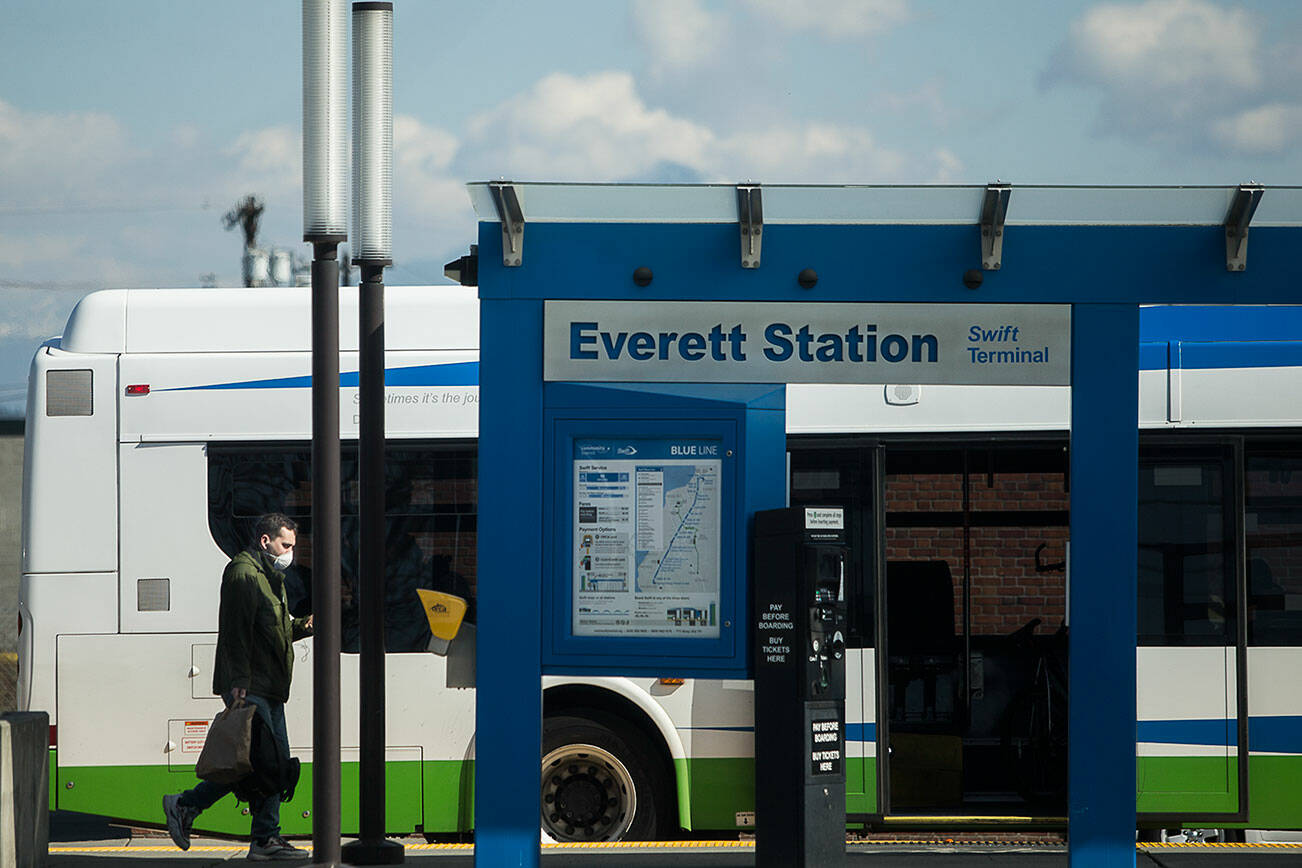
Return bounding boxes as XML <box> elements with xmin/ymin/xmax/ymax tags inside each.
<box><xmin>1142</xmin><ymin>842</ymin><xmax>1302</xmax><ymax>849</ymax></box>
<box><xmin>881</xmin><ymin>815</ymin><xmax>1066</xmax><ymax>825</ymax></box>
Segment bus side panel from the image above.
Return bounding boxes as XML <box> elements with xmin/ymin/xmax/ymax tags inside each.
<box><xmin>61</xmin><ymin>637</ymin><xmax>477</xmax><ymax>834</ymax></box>
<box><xmin>847</xmin><ymin>648</ymin><xmax>877</xmax><ymax>816</ymax></box>
<box><xmin>22</xmin><ymin>349</ymin><xmax>118</xmax><ymax>573</ymax></box>
<box><xmin>671</xmin><ymin>653</ymin><xmax>877</xmax><ymax>828</ymax></box>
<box><xmin>1247</xmin><ymin>648</ymin><xmax>1302</xmax><ymax>829</ymax></box>
<box><xmin>117</xmin><ymin>442</ymin><xmax>228</xmax><ymax>633</ymax></box>
<box><xmin>677</xmin><ymin>678</ymin><xmax>757</xmax><ymax>830</ymax></box>
<box><xmin>1180</xmin><ymin>364</ymin><xmax>1302</xmax><ymax>428</ymax></box>
<box><xmin>54</xmin><ymin>632</ymin><xmax>433</xmax><ymax>836</ymax></box>
<box><xmin>1136</xmin><ymin>646</ymin><xmax>1238</xmax><ymax>814</ymax></box>
<box><xmin>118</xmin><ymin>351</ymin><xmax>478</xmax><ymax>442</ymax></box>
<box><xmin>18</xmin><ymin>573</ymin><xmax>117</xmax><ymax>725</ymax></box>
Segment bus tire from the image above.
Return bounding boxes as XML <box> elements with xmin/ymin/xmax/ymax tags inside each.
<box><xmin>541</xmin><ymin>712</ymin><xmax>669</xmax><ymax>842</ymax></box>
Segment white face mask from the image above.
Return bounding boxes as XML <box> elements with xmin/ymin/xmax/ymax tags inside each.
<box><xmin>262</xmin><ymin>539</ymin><xmax>293</xmax><ymax>571</ymax></box>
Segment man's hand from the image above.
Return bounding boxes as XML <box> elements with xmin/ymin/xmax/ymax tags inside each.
<box><xmin>230</xmin><ymin>687</ymin><xmax>247</xmax><ymax>703</ymax></box>
<box><xmin>305</xmin><ymin>614</ymin><xmax>314</xmax><ymax>630</ymax></box>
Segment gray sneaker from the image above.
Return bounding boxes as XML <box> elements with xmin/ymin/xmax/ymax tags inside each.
<box><xmin>161</xmin><ymin>793</ymin><xmax>200</xmax><ymax>851</ymax></box>
<box><xmin>248</xmin><ymin>835</ymin><xmax>311</xmax><ymax>861</ymax></box>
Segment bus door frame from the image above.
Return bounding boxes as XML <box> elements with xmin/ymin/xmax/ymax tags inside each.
<box><xmin>1136</xmin><ymin>434</ymin><xmax>1250</xmax><ymax>826</ymax></box>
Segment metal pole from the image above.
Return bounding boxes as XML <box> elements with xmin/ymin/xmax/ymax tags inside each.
<box><xmin>310</xmin><ymin>240</ymin><xmax>343</xmax><ymax>868</ymax></box>
<box><xmin>342</xmin><ymin>262</ymin><xmax>402</xmax><ymax>864</ymax></box>
<box><xmin>359</xmin><ymin>264</ymin><xmax>384</xmax><ymax>838</ymax></box>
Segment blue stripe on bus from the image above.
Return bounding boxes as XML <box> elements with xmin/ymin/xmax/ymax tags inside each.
<box><xmin>846</xmin><ymin>722</ymin><xmax>876</xmax><ymax>743</ymax></box>
<box><xmin>1138</xmin><ymin>306</ymin><xmax>1302</xmax><ymax>372</ymax></box>
<box><xmin>1248</xmin><ymin>716</ymin><xmax>1302</xmax><ymax>754</ymax></box>
<box><xmin>1138</xmin><ymin>340</ymin><xmax>1302</xmax><ymax>372</ymax></box>
<box><xmin>1139</xmin><ymin>342</ymin><xmax>1168</xmax><ymax>372</ymax></box>
<box><xmin>160</xmin><ymin>361</ymin><xmax>480</xmax><ymax>391</ymax></box>
<box><xmin>1137</xmin><ymin>716</ymin><xmax>1302</xmax><ymax>753</ymax></box>
<box><xmin>1177</xmin><ymin>341</ymin><xmax>1302</xmax><ymax>371</ymax></box>
<box><xmin>1140</xmin><ymin>306</ymin><xmax>1302</xmax><ymax>344</ymax></box>
<box><xmin>1138</xmin><ymin>718</ymin><xmax>1236</xmax><ymax>747</ymax></box>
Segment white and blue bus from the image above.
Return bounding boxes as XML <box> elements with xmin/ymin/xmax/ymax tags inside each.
<box><xmin>17</xmin><ymin>286</ymin><xmax>1302</xmax><ymax>840</ymax></box>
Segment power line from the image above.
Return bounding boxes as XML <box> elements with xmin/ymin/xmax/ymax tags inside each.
<box><xmin>0</xmin><ymin>203</ymin><xmax>216</xmax><ymax>217</ymax></box>
<box><xmin>0</xmin><ymin>280</ymin><xmax>99</xmax><ymax>291</ymax></box>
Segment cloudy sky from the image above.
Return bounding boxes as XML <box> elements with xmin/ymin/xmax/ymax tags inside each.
<box><xmin>3</xmin><ymin>0</ymin><xmax>1302</xmax><ymax>412</ymax></box>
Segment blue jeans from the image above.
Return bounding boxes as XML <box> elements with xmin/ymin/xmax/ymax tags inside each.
<box><xmin>178</xmin><ymin>693</ymin><xmax>288</xmax><ymax>842</ymax></box>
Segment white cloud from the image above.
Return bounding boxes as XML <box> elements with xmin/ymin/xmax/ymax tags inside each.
<box><xmin>0</xmin><ymin>235</ymin><xmax>85</xmax><ymax>270</ymax></box>
<box><xmin>223</xmin><ymin>125</ymin><xmax>301</xmax><ymax>200</ymax></box>
<box><xmin>0</xmin><ymin>99</ymin><xmax>129</xmax><ymax>205</ymax></box>
<box><xmin>391</xmin><ymin>115</ymin><xmax>473</xmax><ymax>261</ymax></box>
<box><xmin>460</xmin><ymin>71</ymin><xmax>715</xmax><ymax>180</ymax></box>
<box><xmin>1059</xmin><ymin>0</ymin><xmax>1258</xmax><ymax>92</ymax></box>
<box><xmin>1211</xmin><ymin>103</ymin><xmax>1302</xmax><ymax>154</ymax></box>
<box><xmin>0</xmin><ymin>285</ymin><xmax>86</xmax><ymax>342</ymax></box>
<box><xmin>744</xmin><ymin>0</ymin><xmax>911</xmax><ymax>40</ymax></box>
<box><xmin>713</xmin><ymin>123</ymin><xmax>908</xmax><ymax>181</ymax></box>
<box><xmin>932</xmin><ymin>148</ymin><xmax>963</xmax><ymax>182</ymax></box>
<box><xmin>455</xmin><ymin>70</ymin><xmax>956</xmax><ymax>184</ymax></box>
<box><xmin>632</xmin><ymin>0</ymin><xmax>727</xmax><ymax>72</ymax></box>
<box><xmin>1045</xmin><ymin>0</ymin><xmax>1284</xmax><ymax>148</ymax></box>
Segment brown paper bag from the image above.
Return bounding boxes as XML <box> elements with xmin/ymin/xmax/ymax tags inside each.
<box><xmin>195</xmin><ymin>700</ymin><xmax>256</xmax><ymax>784</ymax></box>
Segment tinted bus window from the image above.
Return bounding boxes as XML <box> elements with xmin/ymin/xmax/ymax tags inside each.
<box><xmin>1246</xmin><ymin>449</ymin><xmax>1302</xmax><ymax>646</ymax></box>
<box><xmin>208</xmin><ymin>441</ymin><xmax>477</xmax><ymax>652</ymax></box>
<box><xmin>1138</xmin><ymin>453</ymin><xmax>1235</xmax><ymax>646</ymax></box>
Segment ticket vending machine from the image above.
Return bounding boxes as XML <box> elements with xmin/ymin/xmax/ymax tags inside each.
<box><xmin>752</xmin><ymin>506</ymin><xmax>849</xmax><ymax>868</ymax></box>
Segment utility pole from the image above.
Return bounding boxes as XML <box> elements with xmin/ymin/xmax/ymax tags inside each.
<box><xmin>223</xmin><ymin>195</ymin><xmax>266</xmax><ymax>287</ymax></box>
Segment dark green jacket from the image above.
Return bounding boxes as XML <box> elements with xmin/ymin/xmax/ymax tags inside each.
<box><xmin>212</xmin><ymin>548</ymin><xmax>313</xmax><ymax>703</ymax></box>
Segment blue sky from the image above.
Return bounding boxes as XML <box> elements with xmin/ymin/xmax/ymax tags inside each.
<box><xmin>3</xmin><ymin>0</ymin><xmax>1302</xmax><ymax>411</ymax></box>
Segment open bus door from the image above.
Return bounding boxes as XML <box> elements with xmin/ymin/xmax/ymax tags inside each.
<box><xmin>874</xmin><ymin>442</ymin><xmax>1072</xmax><ymax>824</ymax></box>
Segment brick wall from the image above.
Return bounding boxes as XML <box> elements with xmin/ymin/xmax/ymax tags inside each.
<box><xmin>886</xmin><ymin>468</ymin><xmax>1068</xmax><ymax>637</ymax></box>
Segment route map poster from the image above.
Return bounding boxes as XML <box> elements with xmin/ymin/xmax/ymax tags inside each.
<box><xmin>572</xmin><ymin>438</ymin><xmax>722</xmax><ymax>638</ymax></box>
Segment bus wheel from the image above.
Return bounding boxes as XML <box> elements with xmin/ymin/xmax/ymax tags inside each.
<box><xmin>541</xmin><ymin>713</ymin><xmax>666</xmax><ymax>842</ymax></box>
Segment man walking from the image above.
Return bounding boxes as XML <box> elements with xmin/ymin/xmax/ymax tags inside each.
<box><xmin>164</xmin><ymin>513</ymin><xmax>314</xmax><ymax>860</ymax></box>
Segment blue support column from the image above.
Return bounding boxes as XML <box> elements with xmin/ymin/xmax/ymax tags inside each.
<box><xmin>475</xmin><ymin>297</ymin><xmax>544</xmax><ymax>867</ymax></box>
<box><xmin>1068</xmin><ymin>303</ymin><xmax>1139</xmax><ymax>867</ymax></box>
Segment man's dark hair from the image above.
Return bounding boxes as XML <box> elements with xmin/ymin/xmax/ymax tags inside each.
<box><xmin>253</xmin><ymin>513</ymin><xmax>298</xmax><ymax>543</ymax></box>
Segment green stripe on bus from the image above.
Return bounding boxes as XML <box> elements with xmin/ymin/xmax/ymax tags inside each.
<box><xmin>53</xmin><ymin>753</ymin><xmax>1302</xmax><ymax>833</ymax></box>
<box><xmin>683</xmin><ymin>757</ymin><xmax>877</xmax><ymax>828</ymax></box>
<box><xmin>56</xmin><ymin>761</ymin><xmax>449</xmax><ymax>836</ymax></box>
<box><xmin>1137</xmin><ymin>755</ymin><xmax>1239</xmax><ymax>814</ymax></box>
<box><xmin>1247</xmin><ymin>756</ymin><xmax>1302</xmax><ymax>830</ymax></box>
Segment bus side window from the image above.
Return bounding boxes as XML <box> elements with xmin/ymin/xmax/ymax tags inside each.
<box><xmin>1246</xmin><ymin>448</ymin><xmax>1302</xmax><ymax>647</ymax></box>
<box><xmin>207</xmin><ymin>441</ymin><xmax>479</xmax><ymax>653</ymax></box>
<box><xmin>1137</xmin><ymin>452</ymin><xmax>1236</xmax><ymax>646</ymax></box>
